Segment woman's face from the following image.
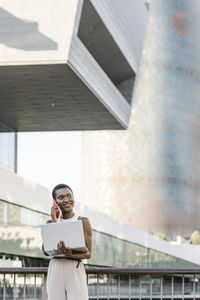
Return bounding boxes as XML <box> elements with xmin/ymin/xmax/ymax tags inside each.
<box><xmin>55</xmin><ymin>187</ymin><xmax>74</xmax><ymax>213</ymax></box>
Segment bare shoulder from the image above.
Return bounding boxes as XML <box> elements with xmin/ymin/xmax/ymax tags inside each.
<box><xmin>78</xmin><ymin>216</ymin><xmax>89</xmax><ymax>221</ymax></box>
<box><xmin>46</xmin><ymin>219</ymin><xmax>52</xmax><ymax>223</ymax></box>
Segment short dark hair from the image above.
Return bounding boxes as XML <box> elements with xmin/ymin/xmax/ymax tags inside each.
<box><xmin>52</xmin><ymin>184</ymin><xmax>73</xmax><ymax>199</ymax></box>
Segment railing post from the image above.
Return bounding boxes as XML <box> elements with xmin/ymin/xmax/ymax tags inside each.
<box><xmin>34</xmin><ymin>273</ymin><xmax>37</xmax><ymax>299</ymax></box>
<box><xmin>13</xmin><ymin>274</ymin><xmax>16</xmax><ymax>300</ymax></box>
<box><xmin>139</xmin><ymin>275</ymin><xmax>141</xmax><ymax>300</ymax></box>
<box><xmin>23</xmin><ymin>274</ymin><xmax>26</xmax><ymax>299</ymax></box>
<box><xmin>182</xmin><ymin>274</ymin><xmax>184</xmax><ymax>300</ymax></box>
<box><xmin>107</xmin><ymin>274</ymin><xmax>110</xmax><ymax>300</ymax></box>
<box><xmin>193</xmin><ymin>274</ymin><xmax>195</xmax><ymax>300</ymax></box>
<box><xmin>160</xmin><ymin>275</ymin><xmax>163</xmax><ymax>300</ymax></box>
<box><xmin>42</xmin><ymin>273</ymin><xmax>48</xmax><ymax>300</ymax></box>
<box><xmin>3</xmin><ymin>274</ymin><xmax>6</xmax><ymax>300</ymax></box>
<box><xmin>97</xmin><ymin>274</ymin><xmax>99</xmax><ymax>300</ymax></box>
<box><xmin>128</xmin><ymin>275</ymin><xmax>131</xmax><ymax>300</ymax></box>
<box><xmin>118</xmin><ymin>275</ymin><xmax>120</xmax><ymax>300</ymax></box>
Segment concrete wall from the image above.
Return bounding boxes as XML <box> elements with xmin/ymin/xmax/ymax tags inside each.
<box><xmin>0</xmin><ymin>0</ymin><xmax>148</xmax><ymax>131</ymax></box>
<box><xmin>0</xmin><ymin>0</ymin><xmax>78</xmax><ymax>64</ymax></box>
<box><xmin>0</xmin><ymin>167</ymin><xmax>51</xmax><ymax>214</ymax></box>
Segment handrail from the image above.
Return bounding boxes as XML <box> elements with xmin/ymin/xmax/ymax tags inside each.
<box><xmin>1</xmin><ymin>267</ymin><xmax>200</xmax><ymax>275</ymax></box>
<box><xmin>0</xmin><ymin>267</ymin><xmax>47</xmax><ymax>274</ymax></box>
<box><xmin>86</xmin><ymin>268</ymin><xmax>200</xmax><ymax>275</ymax></box>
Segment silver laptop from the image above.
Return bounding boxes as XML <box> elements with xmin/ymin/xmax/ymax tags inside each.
<box><xmin>40</xmin><ymin>220</ymin><xmax>88</xmax><ymax>256</ymax></box>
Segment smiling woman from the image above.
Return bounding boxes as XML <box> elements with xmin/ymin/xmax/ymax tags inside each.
<box><xmin>43</xmin><ymin>183</ymin><xmax>92</xmax><ymax>300</ymax></box>
<box><xmin>54</xmin><ymin>185</ymin><xmax>74</xmax><ymax>211</ymax></box>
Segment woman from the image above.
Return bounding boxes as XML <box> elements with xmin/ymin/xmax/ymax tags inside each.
<box><xmin>43</xmin><ymin>183</ymin><xmax>92</xmax><ymax>300</ymax></box>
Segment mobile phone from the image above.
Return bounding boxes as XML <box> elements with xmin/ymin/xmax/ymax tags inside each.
<box><xmin>53</xmin><ymin>200</ymin><xmax>60</xmax><ymax>218</ymax></box>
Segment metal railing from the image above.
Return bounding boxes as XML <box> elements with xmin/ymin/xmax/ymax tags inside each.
<box><xmin>1</xmin><ymin>267</ymin><xmax>200</xmax><ymax>299</ymax></box>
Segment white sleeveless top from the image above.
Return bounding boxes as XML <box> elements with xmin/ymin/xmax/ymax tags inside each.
<box><xmin>57</xmin><ymin>213</ymin><xmax>79</xmax><ymax>223</ymax></box>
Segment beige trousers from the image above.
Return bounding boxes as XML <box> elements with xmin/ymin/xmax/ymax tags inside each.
<box><xmin>46</xmin><ymin>258</ymin><xmax>88</xmax><ymax>300</ymax></box>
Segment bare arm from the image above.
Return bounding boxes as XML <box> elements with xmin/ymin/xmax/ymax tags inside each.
<box><xmin>69</xmin><ymin>217</ymin><xmax>92</xmax><ymax>259</ymax></box>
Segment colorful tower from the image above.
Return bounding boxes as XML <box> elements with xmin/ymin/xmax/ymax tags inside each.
<box><xmin>81</xmin><ymin>0</ymin><xmax>200</xmax><ymax>238</ymax></box>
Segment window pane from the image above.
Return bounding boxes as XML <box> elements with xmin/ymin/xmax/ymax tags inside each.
<box><xmin>0</xmin><ymin>122</ymin><xmax>16</xmax><ymax>172</ymax></box>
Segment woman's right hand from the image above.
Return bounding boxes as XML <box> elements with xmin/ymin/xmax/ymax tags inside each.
<box><xmin>51</xmin><ymin>204</ymin><xmax>60</xmax><ymax>222</ymax></box>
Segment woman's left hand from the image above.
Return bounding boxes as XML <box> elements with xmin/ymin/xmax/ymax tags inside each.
<box><xmin>54</xmin><ymin>240</ymin><xmax>73</xmax><ymax>257</ymax></box>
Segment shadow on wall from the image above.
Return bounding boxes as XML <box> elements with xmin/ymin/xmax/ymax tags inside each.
<box><xmin>0</xmin><ymin>8</ymin><xmax>58</xmax><ymax>51</ymax></box>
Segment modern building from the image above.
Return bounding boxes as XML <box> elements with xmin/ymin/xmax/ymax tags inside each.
<box><xmin>1</xmin><ymin>0</ymin><xmax>199</xmax><ymax>269</ymax></box>
<box><xmin>0</xmin><ymin>0</ymin><xmax>148</xmax><ymax>131</ymax></box>
<box><xmin>81</xmin><ymin>0</ymin><xmax>200</xmax><ymax>238</ymax></box>
<box><xmin>0</xmin><ymin>0</ymin><xmax>149</xmax><ymax>267</ymax></box>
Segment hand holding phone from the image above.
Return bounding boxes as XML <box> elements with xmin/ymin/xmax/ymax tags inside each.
<box><xmin>53</xmin><ymin>200</ymin><xmax>61</xmax><ymax>218</ymax></box>
<box><xmin>51</xmin><ymin>200</ymin><xmax>60</xmax><ymax>222</ymax></box>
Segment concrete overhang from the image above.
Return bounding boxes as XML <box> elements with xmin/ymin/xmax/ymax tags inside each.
<box><xmin>0</xmin><ymin>0</ymin><xmax>148</xmax><ymax>131</ymax></box>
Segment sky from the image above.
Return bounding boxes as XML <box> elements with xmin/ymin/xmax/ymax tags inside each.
<box><xmin>17</xmin><ymin>132</ymin><xmax>82</xmax><ymax>201</ymax></box>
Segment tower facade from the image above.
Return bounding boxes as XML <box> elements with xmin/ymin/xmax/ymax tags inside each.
<box><xmin>81</xmin><ymin>0</ymin><xmax>200</xmax><ymax>238</ymax></box>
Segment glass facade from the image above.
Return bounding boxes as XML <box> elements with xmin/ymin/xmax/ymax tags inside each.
<box><xmin>0</xmin><ymin>199</ymin><xmax>199</xmax><ymax>268</ymax></box>
<box><xmin>0</xmin><ymin>122</ymin><xmax>16</xmax><ymax>172</ymax></box>
<box><xmin>91</xmin><ymin>230</ymin><xmax>199</xmax><ymax>268</ymax></box>
<box><xmin>0</xmin><ymin>200</ymin><xmax>49</xmax><ymax>262</ymax></box>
